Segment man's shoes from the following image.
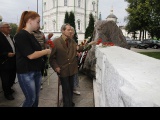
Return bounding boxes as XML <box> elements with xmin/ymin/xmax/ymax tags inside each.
<box><xmin>72</xmin><ymin>102</ymin><xmax>75</xmax><ymax>107</ymax></box>
<box><xmin>73</xmin><ymin>90</ymin><xmax>81</xmax><ymax>95</ymax></box>
<box><xmin>5</xmin><ymin>94</ymin><xmax>14</xmax><ymax>100</ymax></box>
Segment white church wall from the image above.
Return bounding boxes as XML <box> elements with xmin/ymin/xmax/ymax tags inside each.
<box><xmin>78</xmin><ymin>34</ymin><xmax>85</xmax><ymax>43</ymax></box>
<box><xmin>94</xmin><ymin>46</ymin><xmax>160</xmax><ymax>107</ymax></box>
<box><xmin>43</xmin><ymin>0</ymin><xmax>99</xmax><ymax>41</ymax></box>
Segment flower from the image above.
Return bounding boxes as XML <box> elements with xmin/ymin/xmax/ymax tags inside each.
<box><xmin>46</xmin><ymin>40</ymin><xmax>54</xmax><ymax>48</ymax></box>
<box><xmin>81</xmin><ymin>41</ymin><xmax>85</xmax><ymax>46</ymax></box>
<box><xmin>97</xmin><ymin>38</ymin><xmax>102</xmax><ymax>45</ymax></box>
<box><xmin>80</xmin><ymin>39</ymin><xmax>88</xmax><ymax>46</ymax></box>
<box><xmin>102</xmin><ymin>42</ymin><xmax>115</xmax><ymax>47</ymax></box>
<box><xmin>44</xmin><ymin>39</ymin><xmax>54</xmax><ymax>85</ymax></box>
<box><xmin>96</xmin><ymin>38</ymin><xmax>115</xmax><ymax>47</ymax></box>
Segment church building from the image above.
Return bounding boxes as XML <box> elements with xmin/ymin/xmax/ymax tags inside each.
<box><xmin>42</xmin><ymin>0</ymin><xmax>99</xmax><ymax>41</ymax></box>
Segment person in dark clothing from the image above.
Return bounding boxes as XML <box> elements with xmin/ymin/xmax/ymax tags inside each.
<box><xmin>0</xmin><ymin>22</ymin><xmax>16</xmax><ymax>100</ymax></box>
<box><xmin>14</xmin><ymin>11</ymin><xmax>51</xmax><ymax>107</ymax></box>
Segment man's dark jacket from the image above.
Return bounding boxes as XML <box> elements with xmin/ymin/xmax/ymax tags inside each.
<box><xmin>0</xmin><ymin>32</ymin><xmax>16</xmax><ymax>70</ymax></box>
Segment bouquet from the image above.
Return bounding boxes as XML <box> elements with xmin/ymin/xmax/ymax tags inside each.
<box><xmin>46</xmin><ymin>40</ymin><xmax>54</xmax><ymax>48</ymax></box>
<box><xmin>44</xmin><ymin>39</ymin><xmax>54</xmax><ymax>85</ymax></box>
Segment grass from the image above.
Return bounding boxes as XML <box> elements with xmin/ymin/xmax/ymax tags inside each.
<box><xmin>139</xmin><ymin>52</ymin><xmax>160</xmax><ymax>59</ymax></box>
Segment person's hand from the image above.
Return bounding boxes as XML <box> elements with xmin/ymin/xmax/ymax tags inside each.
<box><xmin>76</xmin><ymin>45</ymin><xmax>80</xmax><ymax>50</ymax></box>
<box><xmin>55</xmin><ymin>67</ymin><xmax>61</xmax><ymax>74</ymax></box>
<box><xmin>8</xmin><ymin>53</ymin><xmax>15</xmax><ymax>57</ymax></box>
<box><xmin>45</xmin><ymin>49</ymin><xmax>51</xmax><ymax>55</ymax></box>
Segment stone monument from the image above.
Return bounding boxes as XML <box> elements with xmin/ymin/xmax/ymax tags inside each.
<box><xmin>80</xmin><ymin>20</ymin><xmax>129</xmax><ymax>79</ymax></box>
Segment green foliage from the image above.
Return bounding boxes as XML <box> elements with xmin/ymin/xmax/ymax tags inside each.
<box><xmin>69</xmin><ymin>11</ymin><xmax>75</xmax><ymax>29</ymax></box>
<box><xmin>9</xmin><ymin>23</ymin><xmax>18</xmax><ymax>37</ymax></box>
<box><xmin>64</xmin><ymin>11</ymin><xmax>78</xmax><ymax>43</ymax></box>
<box><xmin>68</xmin><ymin>11</ymin><xmax>78</xmax><ymax>43</ymax></box>
<box><xmin>64</xmin><ymin>11</ymin><xmax>69</xmax><ymax>24</ymax></box>
<box><xmin>85</xmin><ymin>13</ymin><xmax>95</xmax><ymax>39</ymax></box>
<box><xmin>139</xmin><ymin>52</ymin><xmax>160</xmax><ymax>59</ymax></box>
<box><xmin>125</xmin><ymin>0</ymin><xmax>160</xmax><ymax>40</ymax></box>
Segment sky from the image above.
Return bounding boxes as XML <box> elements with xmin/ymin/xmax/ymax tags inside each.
<box><xmin>0</xmin><ymin>0</ymin><xmax>128</xmax><ymax>26</ymax></box>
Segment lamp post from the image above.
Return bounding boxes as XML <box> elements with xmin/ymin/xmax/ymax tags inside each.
<box><xmin>37</xmin><ymin>0</ymin><xmax>38</xmax><ymax>13</ymax></box>
<box><xmin>0</xmin><ymin>15</ymin><xmax>2</xmax><ymax>22</ymax></box>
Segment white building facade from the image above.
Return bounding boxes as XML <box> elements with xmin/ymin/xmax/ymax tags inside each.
<box><xmin>42</xmin><ymin>0</ymin><xmax>99</xmax><ymax>41</ymax></box>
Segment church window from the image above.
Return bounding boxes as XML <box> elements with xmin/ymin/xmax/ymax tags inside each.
<box><xmin>64</xmin><ymin>0</ymin><xmax>67</xmax><ymax>6</ymax></box>
<box><xmin>53</xmin><ymin>20</ymin><xmax>56</xmax><ymax>32</ymax></box>
<box><xmin>77</xmin><ymin>20</ymin><xmax>81</xmax><ymax>30</ymax></box>
<box><xmin>78</xmin><ymin>0</ymin><xmax>81</xmax><ymax>8</ymax></box>
<box><xmin>92</xmin><ymin>1</ymin><xmax>96</xmax><ymax>11</ymax></box>
<box><xmin>44</xmin><ymin>2</ymin><xmax>46</xmax><ymax>11</ymax></box>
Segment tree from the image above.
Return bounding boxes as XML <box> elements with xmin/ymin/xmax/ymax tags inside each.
<box><xmin>9</xmin><ymin>23</ymin><xmax>18</xmax><ymax>37</ymax></box>
<box><xmin>125</xmin><ymin>0</ymin><xmax>160</xmax><ymax>40</ymax></box>
<box><xmin>64</xmin><ymin>11</ymin><xmax>69</xmax><ymax>23</ymax></box>
<box><xmin>85</xmin><ymin>13</ymin><xmax>95</xmax><ymax>39</ymax></box>
<box><xmin>68</xmin><ymin>11</ymin><xmax>78</xmax><ymax>43</ymax></box>
<box><xmin>146</xmin><ymin>0</ymin><xmax>160</xmax><ymax>39</ymax></box>
<box><xmin>125</xmin><ymin>0</ymin><xmax>144</xmax><ymax>39</ymax></box>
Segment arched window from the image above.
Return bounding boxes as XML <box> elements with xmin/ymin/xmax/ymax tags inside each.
<box><xmin>92</xmin><ymin>1</ymin><xmax>96</xmax><ymax>11</ymax></box>
<box><xmin>64</xmin><ymin>0</ymin><xmax>67</xmax><ymax>6</ymax></box>
<box><xmin>78</xmin><ymin>0</ymin><xmax>81</xmax><ymax>8</ymax></box>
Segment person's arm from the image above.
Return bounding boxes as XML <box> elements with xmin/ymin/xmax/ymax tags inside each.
<box><xmin>27</xmin><ymin>49</ymin><xmax>51</xmax><ymax>60</ymax></box>
<box><xmin>15</xmin><ymin>32</ymin><xmax>51</xmax><ymax>60</ymax></box>
<box><xmin>77</xmin><ymin>41</ymin><xmax>97</xmax><ymax>52</ymax></box>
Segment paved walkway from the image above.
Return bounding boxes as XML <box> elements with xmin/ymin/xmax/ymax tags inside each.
<box><xmin>0</xmin><ymin>68</ymin><xmax>94</xmax><ymax>107</ymax></box>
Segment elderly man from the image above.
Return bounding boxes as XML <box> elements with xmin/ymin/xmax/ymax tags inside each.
<box><xmin>49</xmin><ymin>24</ymin><xmax>96</xmax><ymax>107</ymax></box>
<box><xmin>0</xmin><ymin>22</ymin><xmax>16</xmax><ymax>100</ymax></box>
<box><xmin>50</xmin><ymin>24</ymin><xmax>78</xmax><ymax>107</ymax></box>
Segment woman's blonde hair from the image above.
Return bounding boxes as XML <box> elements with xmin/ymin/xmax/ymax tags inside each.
<box><xmin>17</xmin><ymin>11</ymin><xmax>40</xmax><ymax>33</ymax></box>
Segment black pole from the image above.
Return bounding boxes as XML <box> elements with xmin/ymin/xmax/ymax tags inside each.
<box><xmin>37</xmin><ymin>0</ymin><xmax>38</xmax><ymax>13</ymax></box>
